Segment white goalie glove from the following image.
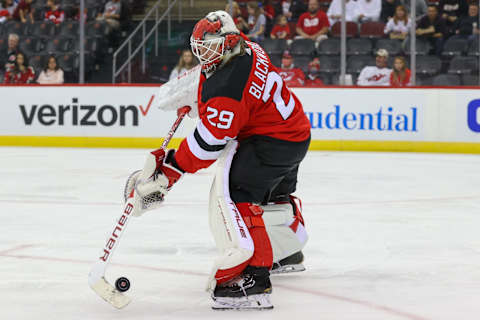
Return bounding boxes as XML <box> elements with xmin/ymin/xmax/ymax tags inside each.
<box><xmin>123</xmin><ymin>149</ymin><xmax>184</xmax><ymax>216</ymax></box>
<box><xmin>156</xmin><ymin>64</ymin><xmax>201</xmax><ymax>118</ymax></box>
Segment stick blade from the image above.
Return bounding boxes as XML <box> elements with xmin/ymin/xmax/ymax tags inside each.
<box><xmin>90</xmin><ymin>277</ymin><xmax>131</xmax><ymax>309</ymax></box>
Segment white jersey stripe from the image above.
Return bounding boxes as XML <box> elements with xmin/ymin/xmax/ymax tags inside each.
<box><xmin>186</xmin><ymin>131</ymin><xmax>224</xmax><ymax>160</ymax></box>
<box><xmin>197</xmin><ymin>120</ymin><xmax>231</xmax><ymax>146</ymax></box>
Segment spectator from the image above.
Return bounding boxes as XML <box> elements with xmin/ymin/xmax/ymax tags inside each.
<box><xmin>382</xmin><ymin>0</ymin><xmax>427</xmax><ymax>22</ymax></box>
<box><xmin>357</xmin><ymin>48</ymin><xmax>392</xmax><ymax>86</ymax></box>
<box><xmin>36</xmin><ymin>55</ymin><xmax>64</xmax><ymax>84</ymax></box>
<box><xmin>296</xmin><ymin>0</ymin><xmax>329</xmax><ymax>44</ymax></box>
<box><xmin>305</xmin><ymin>57</ymin><xmax>324</xmax><ymax>86</ymax></box>
<box><xmin>416</xmin><ymin>5</ymin><xmax>447</xmax><ymax>56</ymax></box>
<box><xmin>384</xmin><ymin>5</ymin><xmax>411</xmax><ymax>40</ymax></box>
<box><xmin>12</xmin><ymin>0</ymin><xmax>33</xmax><ymax>24</ymax></box>
<box><xmin>4</xmin><ymin>33</ymin><xmax>19</xmax><ymax>71</ymax></box>
<box><xmin>246</xmin><ymin>1</ymin><xmax>266</xmax><ymax>42</ymax></box>
<box><xmin>454</xmin><ymin>3</ymin><xmax>480</xmax><ymax>41</ymax></box>
<box><xmin>327</xmin><ymin>0</ymin><xmax>358</xmax><ymax>25</ymax></box>
<box><xmin>381</xmin><ymin>0</ymin><xmax>400</xmax><ymax>22</ymax></box>
<box><xmin>356</xmin><ymin>0</ymin><xmax>381</xmax><ymax>23</ymax></box>
<box><xmin>278</xmin><ymin>50</ymin><xmax>305</xmax><ymax>87</ymax></box>
<box><xmin>271</xmin><ymin>14</ymin><xmax>291</xmax><ymax>39</ymax></box>
<box><xmin>0</xmin><ymin>0</ymin><xmax>17</xmax><ymax>23</ymax></box>
<box><xmin>279</xmin><ymin>0</ymin><xmax>307</xmax><ymax>22</ymax></box>
<box><xmin>169</xmin><ymin>49</ymin><xmax>198</xmax><ymax>81</ymax></box>
<box><xmin>45</xmin><ymin>0</ymin><xmax>64</xmax><ymax>25</ymax></box>
<box><xmin>4</xmin><ymin>52</ymin><xmax>35</xmax><ymax>83</ymax></box>
<box><xmin>439</xmin><ymin>0</ymin><xmax>468</xmax><ymax>36</ymax></box>
<box><xmin>390</xmin><ymin>56</ymin><xmax>410</xmax><ymax>86</ymax></box>
<box><xmin>97</xmin><ymin>0</ymin><xmax>122</xmax><ymax>34</ymax></box>
<box><xmin>225</xmin><ymin>1</ymin><xmax>246</xmax><ymax>33</ymax></box>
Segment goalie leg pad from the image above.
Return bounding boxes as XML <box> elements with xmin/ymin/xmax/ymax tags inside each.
<box><xmin>261</xmin><ymin>196</ymin><xmax>308</xmax><ymax>263</ymax></box>
<box><xmin>235</xmin><ymin>203</ymin><xmax>273</xmax><ymax>268</ymax></box>
<box><xmin>207</xmin><ymin>141</ymin><xmax>254</xmax><ymax>288</ymax></box>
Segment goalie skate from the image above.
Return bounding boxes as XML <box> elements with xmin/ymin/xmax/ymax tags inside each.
<box><xmin>212</xmin><ymin>293</ymin><xmax>273</xmax><ymax>310</ymax></box>
<box><xmin>212</xmin><ymin>266</ymin><xmax>273</xmax><ymax>310</ymax></box>
<box><xmin>271</xmin><ymin>251</ymin><xmax>306</xmax><ymax>274</ymax></box>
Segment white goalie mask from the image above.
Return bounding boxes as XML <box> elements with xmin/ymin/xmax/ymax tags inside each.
<box><xmin>190</xmin><ymin>10</ymin><xmax>241</xmax><ymax>73</ymax></box>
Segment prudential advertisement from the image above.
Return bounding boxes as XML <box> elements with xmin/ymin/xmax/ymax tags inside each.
<box><xmin>295</xmin><ymin>88</ymin><xmax>426</xmax><ymax>141</ymax></box>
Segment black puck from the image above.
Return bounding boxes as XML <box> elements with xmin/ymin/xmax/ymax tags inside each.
<box><xmin>115</xmin><ymin>277</ymin><xmax>130</xmax><ymax>292</ymax></box>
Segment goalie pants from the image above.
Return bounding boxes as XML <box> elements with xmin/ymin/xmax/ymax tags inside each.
<box><xmin>229</xmin><ymin>135</ymin><xmax>311</xmax><ymax>204</ymax></box>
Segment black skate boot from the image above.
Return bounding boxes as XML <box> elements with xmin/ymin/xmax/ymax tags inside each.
<box><xmin>212</xmin><ymin>266</ymin><xmax>273</xmax><ymax>310</ymax></box>
<box><xmin>271</xmin><ymin>251</ymin><xmax>306</xmax><ymax>274</ymax></box>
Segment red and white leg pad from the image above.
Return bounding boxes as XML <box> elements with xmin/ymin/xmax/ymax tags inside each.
<box><xmin>206</xmin><ymin>141</ymin><xmax>273</xmax><ymax>292</ymax></box>
<box><xmin>261</xmin><ymin>196</ymin><xmax>308</xmax><ymax>263</ymax></box>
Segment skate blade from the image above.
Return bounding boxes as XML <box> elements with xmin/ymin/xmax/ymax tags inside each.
<box><xmin>270</xmin><ymin>263</ymin><xmax>306</xmax><ymax>275</ymax></box>
<box><xmin>212</xmin><ymin>294</ymin><xmax>273</xmax><ymax>310</ymax></box>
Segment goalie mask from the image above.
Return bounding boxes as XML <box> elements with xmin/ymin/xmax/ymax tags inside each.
<box><xmin>190</xmin><ymin>10</ymin><xmax>241</xmax><ymax>73</ymax></box>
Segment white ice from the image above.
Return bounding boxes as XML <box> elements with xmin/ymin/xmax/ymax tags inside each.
<box><xmin>1</xmin><ymin>147</ymin><xmax>479</xmax><ymax>320</ymax></box>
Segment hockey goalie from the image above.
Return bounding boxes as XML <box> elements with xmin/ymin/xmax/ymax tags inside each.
<box><xmin>125</xmin><ymin>10</ymin><xmax>311</xmax><ymax>310</ymax></box>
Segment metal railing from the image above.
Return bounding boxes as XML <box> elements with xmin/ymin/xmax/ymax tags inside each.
<box><xmin>112</xmin><ymin>0</ymin><xmax>182</xmax><ymax>83</ymax></box>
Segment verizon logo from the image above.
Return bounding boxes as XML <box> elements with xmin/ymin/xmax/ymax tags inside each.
<box><xmin>19</xmin><ymin>95</ymin><xmax>155</xmax><ymax>127</ymax></box>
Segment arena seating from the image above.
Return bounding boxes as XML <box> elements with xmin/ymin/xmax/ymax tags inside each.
<box><xmin>0</xmin><ymin>0</ymin><xmax>145</xmax><ymax>83</ymax></box>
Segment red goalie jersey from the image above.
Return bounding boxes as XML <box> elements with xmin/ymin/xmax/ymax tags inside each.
<box><xmin>174</xmin><ymin>41</ymin><xmax>311</xmax><ymax>173</ymax></box>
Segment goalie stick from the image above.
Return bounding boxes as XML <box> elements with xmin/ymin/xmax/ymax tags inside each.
<box><xmin>88</xmin><ymin>106</ymin><xmax>191</xmax><ymax>309</ymax></box>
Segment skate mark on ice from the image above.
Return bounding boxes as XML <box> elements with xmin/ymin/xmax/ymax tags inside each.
<box><xmin>0</xmin><ymin>244</ymin><xmax>37</xmax><ymax>255</ymax></box>
<box><xmin>0</xmin><ymin>248</ymin><xmax>431</xmax><ymax>320</ymax></box>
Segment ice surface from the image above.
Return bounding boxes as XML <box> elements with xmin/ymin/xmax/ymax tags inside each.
<box><xmin>1</xmin><ymin>147</ymin><xmax>479</xmax><ymax>320</ymax></box>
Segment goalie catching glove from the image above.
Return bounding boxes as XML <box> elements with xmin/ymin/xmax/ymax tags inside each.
<box><xmin>124</xmin><ymin>149</ymin><xmax>184</xmax><ymax>216</ymax></box>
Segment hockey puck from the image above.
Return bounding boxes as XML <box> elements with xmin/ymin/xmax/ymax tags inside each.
<box><xmin>115</xmin><ymin>277</ymin><xmax>130</xmax><ymax>292</ymax></box>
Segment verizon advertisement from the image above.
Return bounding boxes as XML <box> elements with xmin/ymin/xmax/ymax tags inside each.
<box><xmin>0</xmin><ymin>86</ymin><xmax>197</xmax><ymax>137</ymax></box>
<box><xmin>0</xmin><ymin>86</ymin><xmax>478</xmax><ymax>149</ymax></box>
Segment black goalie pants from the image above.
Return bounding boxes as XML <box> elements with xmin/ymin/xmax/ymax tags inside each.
<box><xmin>229</xmin><ymin>135</ymin><xmax>311</xmax><ymax>204</ymax></box>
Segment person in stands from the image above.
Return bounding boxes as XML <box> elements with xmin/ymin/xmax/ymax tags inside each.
<box><xmin>304</xmin><ymin>57</ymin><xmax>324</xmax><ymax>86</ymax></box>
<box><xmin>416</xmin><ymin>5</ymin><xmax>447</xmax><ymax>55</ymax></box>
<box><xmin>278</xmin><ymin>0</ymin><xmax>307</xmax><ymax>22</ymax></box>
<box><xmin>357</xmin><ymin>48</ymin><xmax>392</xmax><ymax>86</ymax></box>
<box><xmin>278</xmin><ymin>50</ymin><xmax>305</xmax><ymax>87</ymax></box>
<box><xmin>169</xmin><ymin>49</ymin><xmax>198</xmax><ymax>80</ymax></box>
<box><xmin>45</xmin><ymin>0</ymin><xmax>65</xmax><ymax>25</ymax></box>
<box><xmin>0</xmin><ymin>0</ymin><xmax>17</xmax><ymax>23</ymax></box>
<box><xmin>97</xmin><ymin>0</ymin><xmax>122</xmax><ymax>34</ymax></box>
<box><xmin>4</xmin><ymin>33</ymin><xmax>19</xmax><ymax>72</ymax></box>
<box><xmin>327</xmin><ymin>0</ymin><xmax>358</xmax><ymax>25</ymax></box>
<box><xmin>454</xmin><ymin>3</ymin><xmax>480</xmax><ymax>41</ymax></box>
<box><xmin>12</xmin><ymin>0</ymin><xmax>33</xmax><ymax>24</ymax></box>
<box><xmin>296</xmin><ymin>0</ymin><xmax>329</xmax><ymax>44</ymax></box>
<box><xmin>355</xmin><ymin>0</ymin><xmax>381</xmax><ymax>23</ymax></box>
<box><xmin>390</xmin><ymin>56</ymin><xmax>411</xmax><ymax>87</ymax></box>
<box><xmin>439</xmin><ymin>0</ymin><xmax>467</xmax><ymax>36</ymax></box>
<box><xmin>270</xmin><ymin>14</ymin><xmax>291</xmax><ymax>39</ymax></box>
<box><xmin>37</xmin><ymin>55</ymin><xmax>64</xmax><ymax>84</ymax></box>
<box><xmin>384</xmin><ymin>5</ymin><xmax>411</xmax><ymax>40</ymax></box>
<box><xmin>245</xmin><ymin>1</ymin><xmax>267</xmax><ymax>42</ymax></box>
<box><xmin>4</xmin><ymin>51</ymin><xmax>35</xmax><ymax>83</ymax></box>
